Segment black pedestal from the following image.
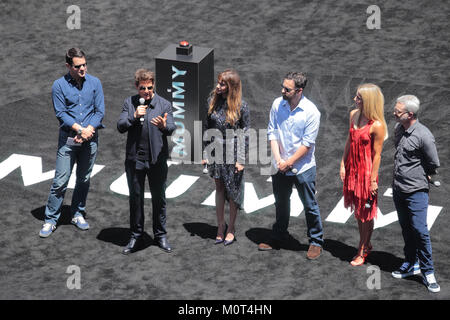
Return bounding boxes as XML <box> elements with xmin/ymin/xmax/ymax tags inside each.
<box><xmin>155</xmin><ymin>44</ymin><xmax>214</xmax><ymax>163</ymax></box>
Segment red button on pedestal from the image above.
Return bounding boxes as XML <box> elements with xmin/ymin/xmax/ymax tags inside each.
<box><xmin>179</xmin><ymin>41</ymin><xmax>189</xmax><ymax>47</ymax></box>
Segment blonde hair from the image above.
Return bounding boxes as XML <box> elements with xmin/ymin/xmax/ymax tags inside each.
<box><xmin>357</xmin><ymin>83</ymin><xmax>387</xmax><ymax>137</ymax></box>
<box><xmin>208</xmin><ymin>69</ymin><xmax>242</xmax><ymax>126</ymax></box>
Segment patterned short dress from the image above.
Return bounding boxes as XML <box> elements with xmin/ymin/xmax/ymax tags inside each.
<box><xmin>204</xmin><ymin>98</ymin><xmax>250</xmax><ymax>209</ymax></box>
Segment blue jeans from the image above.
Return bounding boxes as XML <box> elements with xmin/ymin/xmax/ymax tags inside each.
<box><xmin>44</xmin><ymin>130</ymin><xmax>98</xmax><ymax>225</ymax></box>
<box><xmin>271</xmin><ymin>166</ymin><xmax>324</xmax><ymax>247</ymax></box>
<box><xmin>393</xmin><ymin>189</ymin><xmax>435</xmax><ymax>276</ymax></box>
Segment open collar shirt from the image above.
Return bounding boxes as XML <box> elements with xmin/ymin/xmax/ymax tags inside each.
<box><xmin>393</xmin><ymin>120</ymin><xmax>440</xmax><ymax>193</ymax></box>
<box><xmin>52</xmin><ymin>73</ymin><xmax>105</xmax><ymax>131</ymax></box>
<box><xmin>267</xmin><ymin>95</ymin><xmax>321</xmax><ymax>175</ymax></box>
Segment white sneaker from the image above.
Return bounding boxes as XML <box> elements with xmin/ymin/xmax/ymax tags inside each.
<box><xmin>39</xmin><ymin>223</ymin><xmax>56</xmax><ymax>238</ymax></box>
<box><xmin>425</xmin><ymin>273</ymin><xmax>440</xmax><ymax>293</ymax></box>
<box><xmin>71</xmin><ymin>216</ymin><xmax>90</xmax><ymax>230</ymax></box>
<box><xmin>392</xmin><ymin>261</ymin><xmax>421</xmax><ymax>279</ymax></box>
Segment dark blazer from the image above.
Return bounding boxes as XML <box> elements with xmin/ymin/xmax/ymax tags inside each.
<box><xmin>117</xmin><ymin>93</ymin><xmax>176</xmax><ymax>163</ymax></box>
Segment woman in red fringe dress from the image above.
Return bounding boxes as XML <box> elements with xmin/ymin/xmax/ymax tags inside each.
<box><xmin>340</xmin><ymin>83</ymin><xmax>387</xmax><ymax>266</ymax></box>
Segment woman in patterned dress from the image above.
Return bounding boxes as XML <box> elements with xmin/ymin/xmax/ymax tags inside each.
<box><xmin>202</xmin><ymin>69</ymin><xmax>250</xmax><ymax>246</ymax></box>
<box><xmin>340</xmin><ymin>83</ymin><xmax>387</xmax><ymax>266</ymax></box>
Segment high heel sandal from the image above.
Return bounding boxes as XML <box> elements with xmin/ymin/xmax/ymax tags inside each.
<box><xmin>215</xmin><ymin>224</ymin><xmax>227</xmax><ymax>245</ymax></box>
<box><xmin>224</xmin><ymin>231</ymin><xmax>236</xmax><ymax>246</ymax></box>
<box><xmin>350</xmin><ymin>254</ymin><xmax>366</xmax><ymax>266</ymax></box>
<box><xmin>350</xmin><ymin>244</ymin><xmax>371</xmax><ymax>266</ymax></box>
<box><xmin>364</xmin><ymin>243</ymin><xmax>373</xmax><ymax>257</ymax></box>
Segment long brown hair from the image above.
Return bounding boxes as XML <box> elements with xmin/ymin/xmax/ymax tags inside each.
<box><xmin>208</xmin><ymin>69</ymin><xmax>242</xmax><ymax>126</ymax></box>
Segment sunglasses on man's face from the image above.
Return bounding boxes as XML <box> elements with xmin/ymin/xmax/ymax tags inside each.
<box><xmin>281</xmin><ymin>84</ymin><xmax>298</xmax><ymax>93</ymax></box>
<box><xmin>72</xmin><ymin>63</ymin><xmax>87</xmax><ymax>69</ymax></box>
<box><xmin>139</xmin><ymin>86</ymin><xmax>154</xmax><ymax>91</ymax></box>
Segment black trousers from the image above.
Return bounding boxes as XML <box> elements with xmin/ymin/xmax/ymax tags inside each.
<box><xmin>125</xmin><ymin>159</ymin><xmax>168</xmax><ymax>240</ymax></box>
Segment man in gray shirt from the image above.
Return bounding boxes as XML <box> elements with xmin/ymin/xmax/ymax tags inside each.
<box><xmin>391</xmin><ymin>95</ymin><xmax>440</xmax><ymax>293</ymax></box>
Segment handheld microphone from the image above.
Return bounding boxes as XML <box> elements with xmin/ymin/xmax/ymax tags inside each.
<box><xmin>139</xmin><ymin>98</ymin><xmax>146</xmax><ymax>124</ymax></box>
<box><xmin>280</xmin><ymin>167</ymin><xmax>297</xmax><ymax>175</ymax></box>
<box><xmin>202</xmin><ymin>159</ymin><xmax>209</xmax><ymax>174</ymax></box>
<box><xmin>278</xmin><ymin>159</ymin><xmax>297</xmax><ymax>175</ymax></box>
<box><xmin>430</xmin><ymin>179</ymin><xmax>441</xmax><ymax>187</ymax></box>
<box><xmin>365</xmin><ymin>198</ymin><xmax>374</xmax><ymax>209</ymax></box>
<box><xmin>428</xmin><ymin>174</ymin><xmax>441</xmax><ymax>187</ymax></box>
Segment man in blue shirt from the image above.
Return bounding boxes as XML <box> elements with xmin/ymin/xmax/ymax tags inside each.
<box><xmin>258</xmin><ymin>72</ymin><xmax>324</xmax><ymax>260</ymax></box>
<box><xmin>39</xmin><ymin>48</ymin><xmax>105</xmax><ymax>238</ymax></box>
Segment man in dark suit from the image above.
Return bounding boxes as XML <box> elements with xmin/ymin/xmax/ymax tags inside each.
<box><xmin>117</xmin><ymin>69</ymin><xmax>176</xmax><ymax>254</ymax></box>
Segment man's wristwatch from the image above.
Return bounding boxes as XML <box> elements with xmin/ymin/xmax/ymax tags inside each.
<box><xmin>77</xmin><ymin>127</ymin><xmax>83</xmax><ymax>135</ymax></box>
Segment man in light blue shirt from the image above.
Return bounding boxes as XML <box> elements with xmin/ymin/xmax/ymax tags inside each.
<box><xmin>258</xmin><ymin>72</ymin><xmax>324</xmax><ymax>259</ymax></box>
<box><xmin>40</xmin><ymin>48</ymin><xmax>105</xmax><ymax>238</ymax></box>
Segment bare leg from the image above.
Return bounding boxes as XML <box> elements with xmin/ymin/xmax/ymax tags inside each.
<box><xmin>363</xmin><ymin>219</ymin><xmax>374</xmax><ymax>253</ymax></box>
<box><xmin>215</xmin><ymin>179</ymin><xmax>226</xmax><ymax>240</ymax></box>
<box><xmin>351</xmin><ymin>218</ymin><xmax>366</xmax><ymax>265</ymax></box>
<box><xmin>351</xmin><ymin>218</ymin><xmax>375</xmax><ymax>265</ymax></box>
<box><xmin>357</xmin><ymin>219</ymin><xmax>364</xmax><ymax>255</ymax></box>
<box><xmin>225</xmin><ymin>200</ymin><xmax>239</xmax><ymax>241</ymax></box>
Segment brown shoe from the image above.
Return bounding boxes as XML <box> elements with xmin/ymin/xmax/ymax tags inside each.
<box><xmin>306</xmin><ymin>244</ymin><xmax>322</xmax><ymax>260</ymax></box>
<box><xmin>258</xmin><ymin>243</ymin><xmax>273</xmax><ymax>251</ymax></box>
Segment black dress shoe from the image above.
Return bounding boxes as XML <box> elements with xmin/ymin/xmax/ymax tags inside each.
<box><xmin>122</xmin><ymin>237</ymin><xmax>141</xmax><ymax>255</ymax></box>
<box><xmin>156</xmin><ymin>237</ymin><xmax>172</xmax><ymax>253</ymax></box>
